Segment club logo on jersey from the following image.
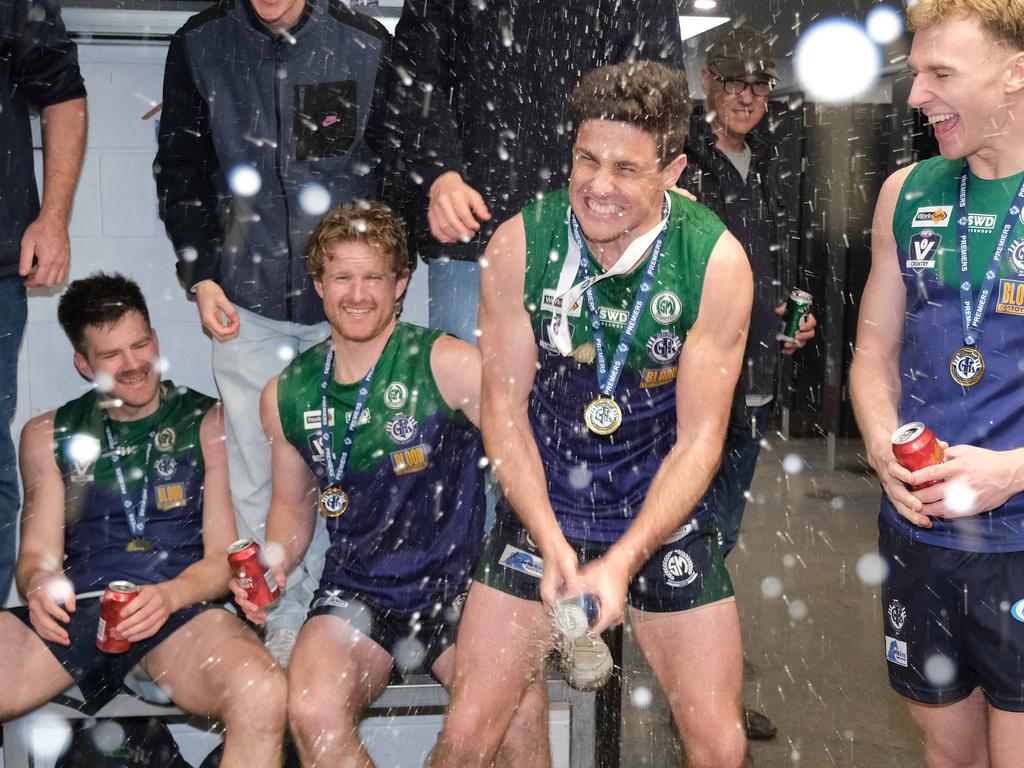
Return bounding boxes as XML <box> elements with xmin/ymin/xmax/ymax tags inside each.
<box><xmin>70</xmin><ymin>459</ymin><xmax>97</xmax><ymax>485</ymax></box>
<box><xmin>912</xmin><ymin>205</ymin><xmax>952</xmax><ymax>227</ymax></box>
<box><xmin>906</xmin><ymin>230</ymin><xmax>940</xmax><ymax>273</ymax></box>
<box><xmin>650</xmin><ymin>291</ymin><xmax>682</xmax><ymax>325</ymax></box>
<box><xmin>154</xmin><ymin>455</ymin><xmax>177</xmax><ymax>479</ymax></box>
<box><xmin>304</xmin><ymin>409</ymin><xmax>336</xmax><ymax>430</ymax></box>
<box><xmin>887</xmin><ymin>599</ymin><xmax>907</xmax><ymax>633</ymax></box>
<box><xmin>599</xmin><ymin>306</ymin><xmax>628</xmax><ymax>328</ymax></box>
<box><xmin>640</xmin><ymin>367</ymin><xmax>678</xmax><ymax>389</ymax></box>
<box><xmin>646</xmin><ymin>330</ymin><xmax>681</xmax><ymax>364</ymax></box>
<box><xmin>311</xmin><ymin>589</ymin><xmax>349</xmax><ymax>611</ymax></box>
<box><xmin>155</xmin><ymin>482</ymin><xmax>186</xmax><ymax>510</ymax></box>
<box><xmin>541</xmin><ymin>288</ymin><xmax>581</xmax><ymax>317</ymax></box>
<box><xmin>384</xmin><ymin>382</ymin><xmax>409</xmax><ymax>410</ymax></box>
<box><xmin>1007</xmin><ymin>237</ymin><xmax>1024</xmax><ymax>276</ymax></box>
<box><xmin>885</xmin><ymin>636</ymin><xmax>908</xmax><ymax>667</ymax></box>
<box><xmin>386</xmin><ymin>413</ymin><xmax>418</xmax><ymax>445</ymax></box>
<box><xmin>498</xmin><ymin>545</ymin><xmax>544</xmax><ymax>579</ymax></box>
<box><xmin>390</xmin><ymin>443</ymin><xmax>430</xmax><ymax>475</ymax></box>
<box><xmin>662</xmin><ymin>549</ymin><xmax>698</xmax><ymax>588</ymax></box>
<box><xmin>307</xmin><ymin>434</ymin><xmax>326</xmax><ymax>464</ymax></box>
<box><xmin>995</xmin><ymin>278</ymin><xmax>1024</xmax><ymax>316</ymax></box>
<box><xmin>154</xmin><ymin>428</ymin><xmax>176</xmax><ymax>453</ymax></box>
<box><xmin>540</xmin><ymin>317</ymin><xmax>572</xmax><ymax>355</ymax></box>
<box><xmin>968</xmin><ymin>213</ymin><xmax>997</xmax><ymax>233</ymax></box>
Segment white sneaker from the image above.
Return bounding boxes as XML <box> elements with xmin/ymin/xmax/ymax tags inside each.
<box><xmin>265</xmin><ymin>626</ymin><xmax>299</xmax><ymax>669</ymax></box>
<box><xmin>558</xmin><ymin>632</ymin><xmax>613</xmax><ymax>692</ymax></box>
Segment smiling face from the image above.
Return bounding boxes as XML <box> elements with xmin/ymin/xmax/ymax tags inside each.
<box><xmin>568</xmin><ymin>120</ymin><xmax>685</xmax><ymax>260</ymax></box>
<box><xmin>700</xmin><ymin>69</ymin><xmax>770</xmax><ymax>148</ymax></box>
<box><xmin>73</xmin><ymin>310</ymin><xmax>162</xmax><ymax>416</ymax></box>
<box><xmin>249</xmin><ymin>0</ymin><xmax>305</xmax><ymax>31</ymax></box>
<box><xmin>314</xmin><ymin>241</ymin><xmax>409</xmax><ymax>344</ymax></box>
<box><xmin>909</xmin><ymin>14</ymin><xmax>1024</xmax><ymax>166</ymax></box>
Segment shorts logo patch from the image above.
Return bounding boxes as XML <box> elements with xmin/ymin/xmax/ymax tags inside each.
<box><xmin>154</xmin><ymin>428</ymin><xmax>176</xmax><ymax>453</ymax></box>
<box><xmin>650</xmin><ymin>291</ymin><xmax>682</xmax><ymax>325</ymax></box>
<box><xmin>312</xmin><ymin>589</ymin><xmax>349</xmax><ymax>611</ymax></box>
<box><xmin>906</xmin><ymin>230</ymin><xmax>940</xmax><ymax>273</ymax></box>
<box><xmin>996</xmin><ymin>278</ymin><xmax>1024</xmax><ymax>316</ymax></box>
<box><xmin>662</xmin><ymin>549</ymin><xmax>698</xmax><ymax>588</ymax></box>
<box><xmin>599</xmin><ymin>306</ymin><xmax>627</xmax><ymax>328</ymax></box>
<box><xmin>390</xmin><ymin>443</ymin><xmax>430</xmax><ymax>475</ymax></box>
<box><xmin>885</xmin><ymin>636</ymin><xmax>908</xmax><ymax>667</ymax></box>
<box><xmin>1007</xmin><ymin>237</ymin><xmax>1024</xmax><ymax>276</ymax></box>
<box><xmin>155</xmin><ymin>482</ymin><xmax>186</xmax><ymax>510</ymax></box>
<box><xmin>303</xmin><ymin>409</ymin><xmax>336</xmax><ymax>430</ymax></box>
<box><xmin>912</xmin><ymin>205</ymin><xmax>952</xmax><ymax>228</ymax></box>
<box><xmin>1011</xmin><ymin>598</ymin><xmax>1024</xmax><ymax>623</ymax></box>
<box><xmin>384</xmin><ymin>382</ymin><xmax>409</xmax><ymax>410</ymax></box>
<box><xmin>646</xmin><ymin>330</ymin><xmax>681</xmax><ymax>364</ymax></box>
<box><xmin>541</xmin><ymin>288</ymin><xmax>581</xmax><ymax>317</ymax></box>
<box><xmin>640</xmin><ymin>367</ymin><xmax>678</xmax><ymax>389</ymax></box>
<box><xmin>887</xmin><ymin>599</ymin><xmax>907</xmax><ymax>633</ymax></box>
<box><xmin>661</xmin><ymin>521</ymin><xmax>696</xmax><ymax>545</ymax></box>
<box><xmin>386</xmin><ymin>413</ymin><xmax>418</xmax><ymax>445</ymax></box>
<box><xmin>451</xmin><ymin>592</ymin><xmax>468</xmax><ymax>615</ymax></box>
<box><xmin>155</xmin><ymin>455</ymin><xmax>177</xmax><ymax>479</ymax></box>
<box><xmin>498</xmin><ymin>545</ymin><xmax>544</xmax><ymax>579</ymax></box>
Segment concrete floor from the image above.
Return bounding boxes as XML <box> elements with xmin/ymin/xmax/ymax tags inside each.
<box><xmin>620</xmin><ymin>437</ymin><xmax>924</xmax><ymax>768</ymax></box>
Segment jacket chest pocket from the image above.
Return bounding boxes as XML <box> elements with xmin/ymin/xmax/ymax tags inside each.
<box><xmin>294</xmin><ymin>80</ymin><xmax>358</xmax><ymax>161</ymax></box>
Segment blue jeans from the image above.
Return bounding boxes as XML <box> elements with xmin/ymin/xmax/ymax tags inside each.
<box><xmin>0</xmin><ymin>276</ymin><xmax>27</xmax><ymax>601</ymax></box>
<box><xmin>709</xmin><ymin>403</ymin><xmax>770</xmax><ymax>558</ymax></box>
<box><xmin>427</xmin><ymin>257</ymin><xmax>481</xmax><ymax>344</ymax></box>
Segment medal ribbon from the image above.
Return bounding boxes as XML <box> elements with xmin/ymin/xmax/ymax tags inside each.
<box><xmin>103</xmin><ymin>419</ymin><xmax>156</xmax><ymax>543</ymax></box>
<box><xmin>955</xmin><ymin>164</ymin><xmax>1024</xmax><ymax>347</ymax></box>
<box><xmin>570</xmin><ymin>202</ymin><xmax>668</xmax><ymax>397</ymax></box>
<box><xmin>320</xmin><ymin>346</ymin><xmax>375</xmax><ymax>487</ymax></box>
<box><xmin>549</xmin><ymin>193</ymin><xmax>671</xmax><ymax>355</ymax></box>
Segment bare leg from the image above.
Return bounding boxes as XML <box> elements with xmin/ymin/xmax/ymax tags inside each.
<box><xmin>904</xmin><ymin>689</ymin><xmax>989</xmax><ymax>768</ymax></box>
<box><xmin>287</xmin><ymin>614</ymin><xmax>393</xmax><ymax>768</ymax></box>
<box><xmin>988</xmin><ymin>702</ymin><xmax>1024</xmax><ymax>768</ymax></box>
<box><xmin>632</xmin><ymin>599</ymin><xmax>748</xmax><ymax>768</ymax></box>
<box><xmin>0</xmin><ymin>613</ymin><xmax>74</xmax><ymax>719</ymax></box>
<box><xmin>142</xmin><ymin>609</ymin><xmax>287</xmax><ymax>768</ymax></box>
<box><xmin>429</xmin><ymin>582</ymin><xmax>552</xmax><ymax>768</ymax></box>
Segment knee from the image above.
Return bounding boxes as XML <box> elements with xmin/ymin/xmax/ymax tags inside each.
<box><xmin>288</xmin><ymin>682</ymin><xmax>359</xmax><ymax>748</ymax></box>
<box><xmin>498</xmin><ymin>691</ymin><xmax>550</xmax><ymax>764</ymax></box>
<box><xmin>435</xmin><ymin>703</ymin><xmax>507</xmax><ymax>767</ymax></box>
<box><xmin>221</xmin><ymin>664</ymin><xmax>288</xmax><ymax>737</ymax></box>
<box><xmin>683</xmin><ymin>725</ymin><xmax>748</xmax><ymax>768</ymax></box>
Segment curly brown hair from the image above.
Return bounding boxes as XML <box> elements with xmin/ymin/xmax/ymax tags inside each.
<box><xmin>568</xmin><ymin>60</ymin><xmax>692</xmax><ymax>167</ymax></box>
<box><xmin>305</xmin><ymin>201</ymin><xmax>412</xmax><ymax>282</ymax></box>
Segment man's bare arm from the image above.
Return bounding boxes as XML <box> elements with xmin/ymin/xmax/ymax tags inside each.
<box><xmin>479</xmin><ymin>215</ymin><xmax>579</xmax><ymax>604</ymax></box>
<box><xmin>432</xmin><ymin>334</ymin><xmax>482</xmax><ymax>428</ymax></box>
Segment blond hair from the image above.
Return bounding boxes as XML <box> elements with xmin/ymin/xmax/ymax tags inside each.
<box><xmin>907</xmin><ymin>0</ymin><xmax>1024</xmax><ymax>51</ymax></box>
<box><xmin>306</xmin><ymin>201</ymin><xmax>411</xmax><ymax>282</ymax></box>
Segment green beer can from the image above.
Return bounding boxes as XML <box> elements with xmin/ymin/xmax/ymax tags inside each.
<box><xmin>780</xmin><ymin>289</ymin><xmax>813</xmax><ymax>342</ymax></box>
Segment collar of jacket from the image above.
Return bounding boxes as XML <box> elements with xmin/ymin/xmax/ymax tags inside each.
<box><xmin>240</xmin><ymin>0</ymin><xmax>317</xmax><ymax>40</ymax></box>
<box><xmin>686</xmin><ymin>105</ymin><xmax>773</xmax><ymax>167</ymax></box>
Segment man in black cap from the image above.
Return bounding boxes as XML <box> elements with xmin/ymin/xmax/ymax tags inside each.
<box><xmin>681</xmin><ymin>23</ymin><xmax>816</xmax><ymax>741</ymax></box>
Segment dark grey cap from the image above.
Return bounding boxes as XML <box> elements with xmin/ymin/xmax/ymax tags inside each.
<box><xmin>706</xmin><ymin>24</ymin><xmax>779</xmax><ymax>80</ymax></box>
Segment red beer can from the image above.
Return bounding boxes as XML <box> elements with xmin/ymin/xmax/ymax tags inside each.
<box><xmin>228</xmin><ymin>538</ymin><xmax>281</xmax><ymax>608</ymax></box>
<box><xmin>891</xmin><ymin>421</ymin><xmax>944</xmax><ymax>489</ymax></box>
<box><xmin>96</xmin><ymin>580</ymin><xmax>139</xmax><ymax>653</ymax></box>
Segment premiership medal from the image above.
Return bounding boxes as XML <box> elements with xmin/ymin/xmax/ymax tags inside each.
<box><xmin>584</xmin><ymin>397</ymin><xmax>622</xmax><ymax>436</ymax></box>
<box><xmin>126</xmin><ymin>537</ymin><xmax>154</xmax><ymax>552</ymax></box>
<box><xmin>572</xmin><ymin>342</ymin><xmax>597</xmax><ymax>365</ymax></box>
<box><xmin>319</xmin><ymin>486</ymin><xmax>350</xmax><ymax>518</ymax></box>
<box><xmin>949</xmin><ymin>346</ymin><xmax>984</xmax><ymax>386</ymax></box>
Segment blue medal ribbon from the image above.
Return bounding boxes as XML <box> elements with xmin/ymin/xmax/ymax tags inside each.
<box><xmin>103</xmin><ymin>419</ymin><xmax>156</xmax><ymax>544</ymax></box>
<box><xmin>569</xmin><ymin>203</ymin><xmax>669</xmax><ymax>399</ymax></box>
<box><xmin>955</xmin><ymin>163</ymin><xmax>1024</xmax><ymax>347</ymax></box>
<box><xmin>320</xmin><ymin>346</ymin><xmax>375</xmax><ymax>488</ymax></box>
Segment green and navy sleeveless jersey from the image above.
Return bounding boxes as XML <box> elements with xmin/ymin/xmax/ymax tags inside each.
<box><xmin>888</xmin><ymin>156</ymin><xmax>1024</xmax><ymax>552</ymax></box>
<box><xmin>278</xmin><ymin>323</ymin><xmax>485</xmax><ymax>613</ymax></box>
<box><xmin>519</xmin><ymin>188</ymin><xmax>726</xmax><ymax>542</ymax></box>
<box><xmin>53</xmin><ymin>382</ymin><xmax>217</xmax><ymax>592</ymax></box>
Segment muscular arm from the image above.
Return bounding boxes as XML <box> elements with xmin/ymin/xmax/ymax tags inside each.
<box><xmin>432</xmin><ymin>334</ymin><xmax>482</xmax><ymax>427</ymax></box>
<box><xmin>582</xmin><ymin>232</ymin><xmax>753</xmax><ymax>631</ymax></box>
<box><xmin>479</xmin><ymin>216</ymin><xmax>578</xmax><ymax>602</ymax></box>
<box><xmin>849</xmin><ymin>165</ymin><xmax>929</xmax><ymax>527</ymax></box>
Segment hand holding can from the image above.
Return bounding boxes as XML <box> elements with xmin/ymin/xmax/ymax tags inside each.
<box><xmin>779</xmin><ymin>289</ymin><xmax>813</xmax><ymax>343</ymax></box>
<box><xmin>228</xmin><ymin>539</ymin><xmax>281</xmax><ymax>609</ymax></box>
<box><xmin>552</xmin><ymin>593</ymin><xmax>601</xmax><ymax>640</ymax></box>
<box><xmin>96</xmin><ymin>581</ymin><xmax>139</xmax><ymax>653</ymax></box>
<box><xmin>892</xmin><ymin>422</ymin><xmax>945</xmax><ymax>490</ymax></box>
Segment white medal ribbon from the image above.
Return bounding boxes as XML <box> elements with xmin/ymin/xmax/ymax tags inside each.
<box><xmin>548</xmin><ymin>192</ymin><xmax>672</xmax><ymax>355</ymax></box>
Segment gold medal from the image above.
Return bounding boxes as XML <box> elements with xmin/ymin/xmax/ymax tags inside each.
<box><xmin>949</xmin><ymin>347</ymin><xmax>984</xmax><ymax>386</ymax></box>
<box><xmin>572</xmin><ymin>342</ymin><xmax>597</xmax><ymax>365</ymax></box>
<box><xmin>584</xmin><ymin>397</ymin><xmax>622</xmax><ymax>436</ymax></box>
<box><xmin>319</xmin><ymin>487</ymin><xmax>350</xmax><ymax>518</ymax></box>
<box><xmin>126</xmin><ymin>537</ymin><xmax>153</xmax><ymax>553</ymax></box>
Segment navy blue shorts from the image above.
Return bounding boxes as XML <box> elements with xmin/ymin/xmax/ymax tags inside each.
<box><xmin>307</xmin><ymin>587</ymin><xmax>464</xmax><ymax>678</ymax></box>
<box><xmin>475</xmin><ymin>507</ymin><xmax>734</xmax><ymax>613</ymax></box>
<box><xmin>7</xmin><ymin>597</ymin><xmax>222</xmax><ymax>715</ymax></box>
<box><xmin>879</xmin><ymin>519</ymin><xmax>1024</xmax><ymax>711</ymax></box>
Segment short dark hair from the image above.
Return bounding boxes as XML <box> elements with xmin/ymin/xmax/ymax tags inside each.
<box><xmin>58</xmin><ymin>272</ymin><xmax>151</xmax><ymax>354</ymax></box>
<box><xmin>569</xmin><ymin>60</ymin><xmax>692</xmax><ymax>166</ymax></box>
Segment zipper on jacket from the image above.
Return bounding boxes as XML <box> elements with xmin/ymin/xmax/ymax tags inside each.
<box><xmin>273</xmin><ymin>38</ymin><xmax>295</xmax><ymax>322</ymax></box>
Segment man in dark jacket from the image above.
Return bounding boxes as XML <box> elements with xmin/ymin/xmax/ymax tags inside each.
<box><xmin>391</xmin><ymin>0</ymin><xmax>685</xmax><ymax>342</ymax></box>
<box><xmin>680</xmin><ymin>23</ymin><xmax>816</xmax><ymax>741</ymax></box>
<box><xmin>0</xmin><ymin>0</ymin><xmax>87</xmax><ymax>601</ymax></box>
<box><xmin>153</xmin><ymin>0</ymin><xmax>396</xmax><ymax>664</ymax></box>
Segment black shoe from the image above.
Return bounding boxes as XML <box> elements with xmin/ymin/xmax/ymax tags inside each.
<box><xmin>744</xmin><ymin>707</ymin><xmax>778</xmax><ymax>741</ymax></box>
